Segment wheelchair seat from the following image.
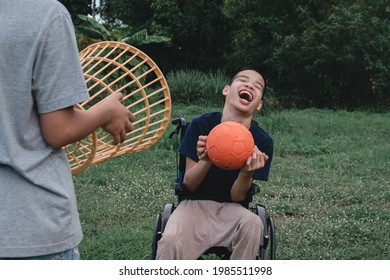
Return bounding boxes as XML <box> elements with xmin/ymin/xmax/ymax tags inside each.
<box><xmin>151</xmin><ymin>116</ymin><xmax>276</xmax><ymax>260</ymax></box>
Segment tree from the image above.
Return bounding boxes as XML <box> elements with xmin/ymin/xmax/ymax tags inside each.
<box><xmin>265</xmin><ymin>0</ymin><xmax>390</xmax><ymax>108</ymax></box>
<box><xmin>223</xmin><ymin>0</ymin><xmax>390</xmax><ymax>109</ymax></box>
<box><xmin>150</xmin><ymin>0</ymin><xmax>232</xmax><ymax>71</ymax></box>
<box><xmin>75</xmin><ymin>15</ymin><xmax>171</xmax><ymax>50</ymax></box>
<box><xmin>58</xmin><ymin>0</ymin><xmax>91</xmax><ymax>22</ymax></box>
<box><xmin>76</xmin><ymin>0</ymin><xmax>390</xmax><ymax>109</ymax></box>
<box><xmin>100</xmin><ymin>0</ymin><xmax>154</xmax><ymax>29</ymax></box>
<box><xmin>99</xmin><ymin>0</ymin><xmax>232</xmax><ymax>71</ymax></box>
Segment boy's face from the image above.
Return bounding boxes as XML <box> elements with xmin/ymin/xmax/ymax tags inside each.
<box><xmin>223</xmin><ymin>70</ymin><xmax>265</xmax><ymax>114</ymax></box>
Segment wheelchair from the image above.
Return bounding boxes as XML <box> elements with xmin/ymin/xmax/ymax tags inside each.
<box><xmin>151</xmin><ymin>116</ymin><xmax>276</xmax><ymax>260</ymax></box>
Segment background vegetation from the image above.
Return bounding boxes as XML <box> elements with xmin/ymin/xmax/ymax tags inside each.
<box><xmin>59</xmin><ymin>0</ymin><xmax>389</xmax><ymax>110</ymax></box>
<box><xmin>73</xmin><ymin>106</ymin><xmax>390</xmax><ymax>260</ymax></box>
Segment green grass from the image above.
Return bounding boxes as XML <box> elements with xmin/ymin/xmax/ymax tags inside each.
<box><xmin>73</xmin><ymin>106</ymin><xmax>390</xmax><ymax>260</ymax></box>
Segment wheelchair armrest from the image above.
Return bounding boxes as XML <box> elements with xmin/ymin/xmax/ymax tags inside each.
<box><xmin>241</xmin><ymin>183</ymin><xmax>261</xmax><ymax>208</ymax></box>
<box><xmin>172</xmin><ymin>181</ymin><xmax>181</xmax><ymax>191</ymax></box>
<box><xmin>172</xmin><ymin>181</ymin><xmax>186</xmax><ymax>198</ymax></box>
<box><xmin>171</xmin><ymin>116</ymin><xmax>186</xmax><ymax>126</ymax></box>
<box><xmin>169</xmin><ymin>116</ymin><xmax>187</xmax><ymax>139</ymax></box>
<box><xmin>249</xmin><ymin>183</ymin><xmax>260</xmax><ymax>195</ymax></box>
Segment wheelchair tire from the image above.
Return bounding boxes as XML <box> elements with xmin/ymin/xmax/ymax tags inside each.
<box><xmin>267</xmin><ymin>216</ymin><xmax>276</xmax><ymax>260</ymax></box>
<box><xmin>161</xmin><ymin>203</ymin><xmax>175</xmax><ymax>233</ymax></box>
<box><xmin>151</xmin><ymin>213</ymin><xmax>162</xmax><ymax>260</ymax></box>
<box><xmin>255</xmin><ymin>204</ymin><xmax>276</xmax><ymax>260</ymax></box>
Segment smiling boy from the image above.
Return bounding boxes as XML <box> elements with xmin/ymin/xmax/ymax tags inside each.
<box><xmin>156</xmin><ymin>68</ymin><xmax>273</xmax><ymax>260</ymax></box>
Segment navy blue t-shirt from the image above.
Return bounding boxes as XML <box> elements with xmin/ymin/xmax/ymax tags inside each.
<box><xmin>178</xmin><ymin>112</ymin><xmax>273</xmax><ymax>203</ymax></box>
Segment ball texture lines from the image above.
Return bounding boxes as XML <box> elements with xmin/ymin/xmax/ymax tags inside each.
<box><xmin>206</xmin><ymin>121</ymin><xmax>254</xmax><ymax>170</ymax></box>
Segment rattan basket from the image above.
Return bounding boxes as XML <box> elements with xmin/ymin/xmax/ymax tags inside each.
<box><xmin>64</xmin><ymin>41</ymin><xmax>171</xmax><ymax>175</ymax></box>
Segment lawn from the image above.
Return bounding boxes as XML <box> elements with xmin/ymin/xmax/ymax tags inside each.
<box><xmin>73</xmin><ymin>106</ymin><xmax>390</xmax><ymax>260</ymax></box>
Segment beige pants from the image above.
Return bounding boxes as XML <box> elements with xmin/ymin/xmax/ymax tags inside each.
<box><xmin>156</xmin><ymin>200</ymin><xmax>263</xmax><ymax>260</ymax></box>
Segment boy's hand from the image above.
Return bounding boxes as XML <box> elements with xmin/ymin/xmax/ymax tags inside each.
<box><xmin>241</xmin><ymin>145</ymin><xmax>268</xmax><ymax>172</ymax></box>
<box><xmin>197</xmin><ymin>135</ymin><xmax>211</xmax><ymax>163</ymax></box>
<box><xmin>99</xmin><ymin>92</ymin><xmax>135</xmax><ymax>145</ymax></box>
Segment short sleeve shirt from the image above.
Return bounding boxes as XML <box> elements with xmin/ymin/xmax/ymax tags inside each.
<box><xmin>178</xmin><ymin>112</ymin><xmax>273</xmax><ymax>203</ymax></box>
<box><xmin>0</xmin><ymin>0</ymin><xmax>89</xmax><ymax>257</ymax></box>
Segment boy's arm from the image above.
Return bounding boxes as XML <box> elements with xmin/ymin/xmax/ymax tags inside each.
<box><xmin>230</xmin><ymin>145</ymin><xmax>269</xmax><ymax>202</ymax></box>
<box><xmin>182</xmin><ymin>135</ymin><xmax>212</xmax><ymax>192</ymax></box>
<box><xmin>39</xmin><ymin>93</ymin><xmax>135</xmax><ymax>149</ymax></box>
<box><xmin>182</xmin><ymin>157</ymin><xmax>212</xmax><ymax>192</ymax></box>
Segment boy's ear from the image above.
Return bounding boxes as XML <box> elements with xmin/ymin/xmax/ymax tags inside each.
<box><xmin>222</xmin><ymin>85</ymin><xmax>229</xmax><ymax>96</ymax></box>
<box><xmin>257</xmin><ymin>100</ymin><xmax>263</xmax><ymax>111</ymax></box>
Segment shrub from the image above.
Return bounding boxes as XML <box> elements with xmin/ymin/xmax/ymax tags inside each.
<box><xmin>166</xmin><ymin>69</ymin><xmax>227</xmax><ymax>106</ymax></box>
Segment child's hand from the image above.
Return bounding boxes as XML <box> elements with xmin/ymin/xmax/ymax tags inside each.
<box><xmin>197</xmin><ymin>135</ymin><xmax>211</xmax><ymax>163</ymax></box>
<box><xmin>241</xmin><ymin>145</ymin><xmax>269</xmax><ymax>172</ymax></box>
<box><xmin>99</xmin><ymin>92</ymin><xmax>135</xmax><ymax>144</ymax></box>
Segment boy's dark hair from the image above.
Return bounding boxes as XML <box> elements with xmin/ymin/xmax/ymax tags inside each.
<box><xmin>228</xmin><ymin>67</ymin><xmax>267</xmax><ymax>97</ymax></box>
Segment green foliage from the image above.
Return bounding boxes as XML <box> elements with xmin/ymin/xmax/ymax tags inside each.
<box><xmin>223</xmin><ymin>0</ymin><xmax>390</xmax><ymax>109</ymax></box>
<box><xmin>73</xmin><ymin>107</ymin><xmax>390</xmax><ymax>259</ymax></box>
<box><xmin>74</xmin><ymin>15</ymin><xmax>171</xmax><ymax>48</ymax></box>
<box><xmin>288</xmin><ymin>2</ymin><xmax>387</xmax><ymax>108</ymax></box>
<box><xmin>88</xmin><ymin>0</ymin><xmax>389</xmax><ymax>109</ymax></box>
<box><xmin>166</xmin><ymin>69</ymin><xmax>228</xmax><ymax>106</ymax></box>
<box><xmin>100</xmin><ymin>0</ymin><xmax>154</xmax><ymax>29</ymax></box>
<box><xmin>58</xmin><ymin>0</ymin><xmax>91</xmax><ymax>23</ymax></box>
<box><xmin>150</xmin><ymin>0</ymin><xmax>182</xmax><ymax>36</ymax></box>
<box><xmin>145</xmin><ymin>0</ymin><xmax>232</xmax><ymax>71</ymax></box>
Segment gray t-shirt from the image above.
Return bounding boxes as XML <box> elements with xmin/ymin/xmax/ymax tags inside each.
<box><xmin>0</xmin><ymin>0</ymin><xmax>89</xmax><ymax>257</ymax></box>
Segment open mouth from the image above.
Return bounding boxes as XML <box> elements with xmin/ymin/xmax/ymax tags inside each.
<box><xmin>239</xmin><ymin>90</ymin><xmax>253</xmax><ymax>103</ymax></box>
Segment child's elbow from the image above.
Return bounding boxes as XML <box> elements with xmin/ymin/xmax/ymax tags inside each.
<box><xmin>41</xmin><ymin>126</ymin><xmax>72</xmax><ymax>149</ymax></box>
<box><xmin>42</xmin><ymin>135</ymin><xmax>67</xmax><ymax>149</ymax></box>
<box><xmin>182</xmin><ymin>181</ymin><xmax>197</xmax><ymax>193</ymax></box>
<box><xmin>230</xmin><ymin>192</ymin><xmax>246</xmax><ymax>203</ymax></box>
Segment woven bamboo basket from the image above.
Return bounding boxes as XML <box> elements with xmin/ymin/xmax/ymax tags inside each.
<box><xmin>65</xmin><ymin>41</ymin><xmax>171</xmax><ymax>175</ymax></box>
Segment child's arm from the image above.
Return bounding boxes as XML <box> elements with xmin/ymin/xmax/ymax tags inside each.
<box><xmin>182</xmin><ymin>135</ymin><xmax>212</xmax><ymax>192</ymax></box>
<box><xmin>230</xmin><ymin>146</ymin><xmax>269</xmax><ymax>202</ymax></box>
<box><xmin>39</xmin><ymin>92</ymin><xmax>135</xmax><ymax>149</ymax></box>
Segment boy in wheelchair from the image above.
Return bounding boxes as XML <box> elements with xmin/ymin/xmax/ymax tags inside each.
<box><xmin>156</xmin><ymin>68</ymin><xmax>273</xmax><ymax>260</ymax></box>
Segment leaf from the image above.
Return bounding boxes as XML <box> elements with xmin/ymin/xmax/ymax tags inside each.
<box><xmin>141</xmin><ymin>35</ymin><xmax>171</xmax><ymax>45</ymax></box>
<box><xmin>121</xmin><ymin>29</ymin><xmax>171</xmax><ymax>46</ymax></box>
<box><xmin>121</xmin><ymin>29</ymin><xmax>148</xmax><ymax>45</ymax></box>
<box><xmin>75</xmin><ymin>26</ymin><xmax>106</xmax><ymax>40</ymax></box>
<box><xmin>77</xmin><ymin>14</ymin><xmax>109</xmax><ymax>35</ymax></box>
<box><xmin>112</xmin><ymin>25</ymin><xmax>132</xmax><ymax>41</ymax></box>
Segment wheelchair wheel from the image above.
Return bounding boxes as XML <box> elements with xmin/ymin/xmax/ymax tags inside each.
<box><xmin>151</xmin><ymin>203</ymin><xmax>175</xmax><ymax>259</ymax></box>
<box><xmin>161</xmin><ymin>203</ymin><xmax>175</xmax><ymax>232</ymax></box>
<box><xmin>256</xmin><ymin>204</ymin><xmax>276</xmax><ymax>260</ymax></box>
<box><xmin>151</xmin><ymin>213</ymin><xmax>162</xmax><ymax>260</ymax></box>
<box><xmin>267</xmin><ymin>215</ymin><xmax>276</xmax><ymax>260</ymax></box>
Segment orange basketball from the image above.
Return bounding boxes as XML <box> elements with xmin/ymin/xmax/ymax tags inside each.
<box><xmin>206</xmin><ymin>121</ymin><xmax>254</xmax><ymax>170</ymax></box>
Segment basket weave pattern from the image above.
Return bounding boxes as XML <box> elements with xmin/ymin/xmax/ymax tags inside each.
<box><xmin>65</xmin><ymin>41</ymin><xmax>171</xmax><ymax>174</ymax></box>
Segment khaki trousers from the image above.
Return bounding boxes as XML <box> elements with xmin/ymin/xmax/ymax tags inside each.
<box><xmin>156</xmin><ymin>200</ymin><xmax>263</xmax><ymax>260</ymax></box>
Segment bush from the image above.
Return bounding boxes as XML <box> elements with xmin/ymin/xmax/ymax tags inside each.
<box><xmin>166</xmin><ymin>69</ymin><xmax>228</xmax><ymax>106</ymax></box>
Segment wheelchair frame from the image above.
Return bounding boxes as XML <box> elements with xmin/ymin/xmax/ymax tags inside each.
<box><xmin>151</xmin><ymin>116</ymin><xmax>276</xmax><ymax>260</ymax></box>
